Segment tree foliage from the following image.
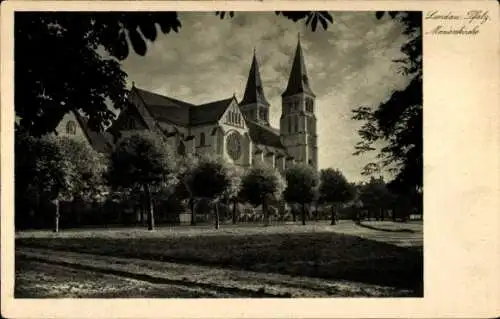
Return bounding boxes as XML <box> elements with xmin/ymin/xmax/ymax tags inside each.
<box><xmin>16</xmin><ymin>11</ymin><xmax>333</xmax><ymax>136</ymax></box>
<box><xmin>217</xmin><ymin>11</ymin><xmax>334</xmax><ymax>31</ymax></box>
<box><xmin>185</xmin><ymin>156</ymin><xmax>235</xmax><ymax>201</ymax></box>
<box><xmin>283</xmin><ymin>164</ymin><xmax>319</xmax><ymax>225</ymax></box>
<box><xmin>15</xmin><ymin>12</ymin><xmax>182</xmax><ymax>136</ymax></box>
<box><xmin>56</xmin><ymin>137</ymin><xmax>107</xmax><ymax>201</ymax></box>
<box><xmin>352</xmin><ymin>11</ymin><xmax>422</xmax><ymax>194</ymax></box>
<box><xmin>358</xmin><ymin>177</ymin><xmax>392</xmax><ymax>218</ymax></box>
<box><xmin>184</xmin><ymin>155</ymin><xmax>239</xmax><ymax>229</ymax></box>
<box><xmin>15</xmin><ymin>132</ymin><xmax>72</xmax><ymax>230</ymax></box>
<box><xmin>107</xmin><ymin>131</ymin><xmax>175</xmax><ymax>189</ymax></box>
<box><xmin>239</xmin><ymin>164</ymin><xmax>285</xmax><ymax>208</ymax></box>
<box><xmin>284</xmin><ymin>164</ymin><xmax>319</xmax><ymax>205</ymax></box>
<box><xmin>107</xmin><ymin>131</ymin><xmax>175</xmax><ymax>230</ymax></box>
<box><xmin>318</xmin><ymin>168</ymin><xmax>354</xmax><ymax>205</ymax></box>
<box><xmin>15</xmin><ymin>133</ymin><xmax>71</xmax><ymax>204</ymax></box>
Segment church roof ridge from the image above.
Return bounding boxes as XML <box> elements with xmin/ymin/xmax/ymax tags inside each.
<box><xmin>133</xmin><ymin>86</ymin><xmax>196</xmax><ymax>108</ymax></box>
<box><xmin>195</xmin><ymin>96</ymin><xmax>234</xmax><ymax>108</ymax></box>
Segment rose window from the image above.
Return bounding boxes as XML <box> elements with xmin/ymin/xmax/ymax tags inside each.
<box><xmin>226</xmin><ymin>132</ymin><xmax>242</xmax><ymax>160</ymax></box>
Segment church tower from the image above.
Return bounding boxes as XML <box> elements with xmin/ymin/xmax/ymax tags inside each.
<box><xmin>280</xmin><ymin>36</ymin><xmax>318</xmax><ymax>169</ymax></box>
<box><xmin>240</xmin><ymin>49</ymin><xmax>270</xmax><ymax>125</ymax></box>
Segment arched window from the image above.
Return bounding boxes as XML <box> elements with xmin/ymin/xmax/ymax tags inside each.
<box><xmin>200</xmin><ymin>132</ymin><xmax>206</xmax><ymax>146</ymax></box>
<box><xmin>289</xmin><ymin>117</ymin><xmax>293</xmax><ymax>133</ymax></box>
<box><xmin>66</xmin><ymin>120</ymin><xmax>76</xmax><ymax>135</ymax></box>
<box><xmin>306</xmin><ymin>99</ymin><xmax>314</xmax><ymax>113</ymax></box>
<box><xmin>294</xmin><ymin>116</ymin><xmax>299</xmax><ymax>132</ymax></box>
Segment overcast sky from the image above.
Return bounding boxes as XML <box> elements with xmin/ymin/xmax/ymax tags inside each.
<box><xmin>121</xmin><ymin>11</ymin><xmax>412</xmax><ymax>183</ymax></box>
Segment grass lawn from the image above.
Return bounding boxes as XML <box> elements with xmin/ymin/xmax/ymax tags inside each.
<box><xmin>16</xmin><ymin>222</ymin><xmax>423</xmax><ymax>295</ymax></box>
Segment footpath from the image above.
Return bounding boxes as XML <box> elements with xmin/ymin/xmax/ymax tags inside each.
<box><xmin>16</xmin><ymin>247</ymin><xmax>414</xmax><ymax>298</ymax></box>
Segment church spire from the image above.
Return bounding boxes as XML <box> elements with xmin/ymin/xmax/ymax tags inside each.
<box><xmin>282</xmin><ymin>37</ymin><xmax>315</xmax><ymax>97</ymax></box>
<box><xmin>240</xmin><ymin>49</ymin><xmax>270</xmax><ymax>106</ymax></box>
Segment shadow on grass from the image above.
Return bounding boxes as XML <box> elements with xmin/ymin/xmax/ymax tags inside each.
<box><xmin>16</xmin><ymin>256</ymin><xmax>285</xmax><ymax>298</ymax></box>
<box><xmin>357</xmin><ymin>222</ymin><xmax>416</xmax><ymax>233</ymax></box>
<box><xmin>17</xmin><ymin>231</ymin><xmax>423</xmax><ymax>296</ymax></box>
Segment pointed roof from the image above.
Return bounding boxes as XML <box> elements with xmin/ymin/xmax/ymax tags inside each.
<box><xmin>282</xmin><ymin>37</ymin><xmax>315</xmax><ymax>97</ymax></box>
<box><xmin>240</xmin><ymin>50</ymin><xmax>270</xmax><ymax>106</ymax></box>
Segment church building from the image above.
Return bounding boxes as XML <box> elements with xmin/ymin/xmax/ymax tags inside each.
<box><xmin>110</xmin><ymin>38</ymin><xmax>318</xmax><ymax>172</ymax></box>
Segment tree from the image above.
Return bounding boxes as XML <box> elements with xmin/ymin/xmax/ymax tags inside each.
<box><xmin>107</xmin><ymin>131</ymin><xmax>175</xmax><ymax>230</ymax></box>
<box><xmin>54</xmin><ymin>137</ymin><xmax>108</xmax><ymax>226</ymax></box>
<box><xmin>284</xmin><ymin>164</ymin><xmax>319</xmax><ymax>226</ymax></box>
<box><xmin>173</xmin><ymin>154</ymin><xmax>200</xmax><ymax>225</ymax></box>
<box><xmin>352</xmin><ymin>11</ymin><xmax>422</xmax><ymax>195</ymax></box>
<box><xmin>56</xmin><ymin>137</ymin><xmax>107</xmax><ymax>201</ymax></box>
<box><xmin>15</xmin><ymin>132</ymin><xmax>72</xmax><ymax>231</ymax></box>
<box><xmin>220</xmin><ymin>164</ymin><xmax>244</xmax><ymax>225</ymax></box>
<box><xmin>319</xmin><ymin>168</ymin><xmax>354</xmax><ymax>225</ymax></box>
<box><xmin>239</xmin><ymin>164</ymin><xmax>285</xmax><ymax>226</ymax></box>
<box><xmin>16</xmin><ymin>11</ymin><xmax>333</xmax><ymax>136</ymax></box>
<box><xmin>358</xmin><ymin>177</ymin><xmax>392</xmax><ymax>221</ymax></box>
<box><xmin>184</xmin><ymin>156</ymin><xmax>237</xmax><ymax>229</ymax></box>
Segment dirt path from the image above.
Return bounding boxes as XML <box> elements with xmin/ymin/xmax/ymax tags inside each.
<box><xmin>16</xmin><ymin>259</ymin><xmax>242</xmax><ymax>298</ymax></box>
<box><xmin>16</xmin><ymin>247</ymin><xmax>414</xmax><ymax>298</ymax></box>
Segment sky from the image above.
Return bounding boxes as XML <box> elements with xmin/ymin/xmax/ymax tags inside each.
<box><xmin>120</xmin><ymin>12</ymin><xmax>413</xmax><ymax>183</ymax></box>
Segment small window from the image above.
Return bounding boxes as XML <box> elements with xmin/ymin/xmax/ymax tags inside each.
<box><xmin>66</xmin><ymin>120</ymin><xmax>76</xmax><ymax>135</ymax></box>
<box><xmin>306</xmin><ymin>99</ymin><xmax>314</xmax><ymax>113</ymax></box>
<box><xmin>294</xmin><ymin>116</ymin><xmax>299</xmax><ymax>132</ymax></box>
<box><xmin>200</xmin><ymin>132</ymin><xmax>206</xmax><ymax>146</ymax></box>
<box><xmin>259</xmin><ymin>108</ymin><xmax>267</xmax><ymax>122</ymax></box>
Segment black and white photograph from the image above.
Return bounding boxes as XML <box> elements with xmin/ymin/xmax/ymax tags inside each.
<box><xmin>11</xmin><ymin>10</ymin><xmax>424</xmax><ymax>299</ymax></box>
<box><xmin>0</xmin><ymin>4</ymin><xmax>424</xmax><ymax>299</ymax></box>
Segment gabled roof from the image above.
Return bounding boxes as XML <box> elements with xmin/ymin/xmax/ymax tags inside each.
<box><xmin>134</xmin><ymin>87</ymin><xmax>194</xmax><ymax>110</ymax></box>
<box><xmin>130</xmin><ymin>86</ymin><xmax>234</xmax><ymax>127</ymax></box>
<box><xmin>247</xmin><ymin>120</ymin><xmax>286</xmax><ymax>150</ymax></box>
<box><xmin>282</xmin><ymin>38</ymin><xmax>315</xmax><ymax>97</ymax></box>
<box><xmin>73</xmin><ymin>111</ymin><xmax>114</xmax><ymax>154</ymax></box>
<box><xmin>240</xmin><ymin>50</ymin><xmax>270</xmax><ymax>106</ymax></box>
<box><xmin>190</xmin><ymin>97</ymin><xmax>234</xmax><ymax>125</ymax></box>
<box><xmin>133</xmin><ymin>87</ymin><xmax>192</xmax><ymax>126</ymax></box>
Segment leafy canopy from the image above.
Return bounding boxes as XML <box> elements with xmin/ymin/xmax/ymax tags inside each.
<box><xmin>352</xmin><ymin>11</ymin><xmax>422</xmax><ymax>193</ymax></box>
<box><xmin>283</xmin><ymin>164</ymin><xmax>319</xmax><ymax>205</ymax></box>
<box><xmin>185</xmin><ymin>155</ymin><xmax>238</xmax><ymax>201</ymax></box>
<box><xmin>15</xmin><ymin>133</ymin><xmax>71</xmax><ymax>203</ymax></box>
<box><xmin>358</xmin><ymin>177</ymin><xmax>392</xmax><ymax>210</ymax></box>
<box><xmin>239</xmin><ymin>164</ymin><xmax>285</xmax><ymax>207</ymax></box>
<box><xmin>107</xmin><ymin>131</ymin><xmax>175</xmax><ymax>189</ymax></box>
<box><xmin>319</xmin><ymin>168</ymin><xmax>354</xmax><ymax>204</ymax></box>
<box><xmin>56</xmin><ymin>137</ymin><xmax>107</xmax><ymax>201</ymax></box>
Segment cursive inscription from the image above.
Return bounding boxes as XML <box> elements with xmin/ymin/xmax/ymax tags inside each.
<box><xmin>425</xmin><ymin>10</ymin><xmax>490</xmax><ymax>36</ymax></box>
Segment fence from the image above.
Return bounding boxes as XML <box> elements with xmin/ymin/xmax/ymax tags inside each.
<box><xmin>15</xmin><ymin>195</ymin><xmax>421</xmax><ymax>230</ymax></box>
